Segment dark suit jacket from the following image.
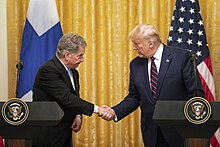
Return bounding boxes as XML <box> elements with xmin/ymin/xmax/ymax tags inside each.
<box><xmin>32</xmin><ymin>56</ymin><xmax>94</xmax><ymax>147</ymax></box>
<box><xmin>112</xmin><ymin>45</ymin><xmax>205</xmax><ymax>147</ymax></box>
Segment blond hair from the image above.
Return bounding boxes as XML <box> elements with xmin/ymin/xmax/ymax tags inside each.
<box><xmin>129</xmin><ymin>24</ymin><xmax>162</xmax><ymax>43</ymax></box>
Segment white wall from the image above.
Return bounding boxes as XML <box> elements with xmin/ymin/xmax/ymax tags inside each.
<box><xmin>0</xmin><ymin>0</ymin><xmax>8</xmax><ymax>101</ymax></box>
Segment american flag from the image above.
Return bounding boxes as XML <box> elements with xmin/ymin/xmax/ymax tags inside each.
<box><xmin>167</xmin><ymin>0</ymin><xmax>219</xmax><ymax>146</ymax></box>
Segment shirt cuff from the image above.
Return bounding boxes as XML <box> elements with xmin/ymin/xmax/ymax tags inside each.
<box><xmin>93</xmin><ymin>105</ymin><xmax>99</xmax><ymax>113</ymax></box>
<box><xmin>76</xmin><ymin>114</ymin><xmax>81</xmax><ymax>118</ymax></box>
<box><xmin>114</xmin><ymin>114</ymin><xmax>118</xmax><ymax>121</ymax></box>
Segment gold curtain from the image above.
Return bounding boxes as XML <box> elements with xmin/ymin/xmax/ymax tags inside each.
<box><xmin>7</xmin><ymin>0</ymin><xmax>220</xmax><ymax>146</ymax></box>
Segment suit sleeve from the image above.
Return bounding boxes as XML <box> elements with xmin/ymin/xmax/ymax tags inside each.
<box><xmin>112</xmin><ymin>61</ymin><xmax>140</xmax><ymax>121</ymax></box>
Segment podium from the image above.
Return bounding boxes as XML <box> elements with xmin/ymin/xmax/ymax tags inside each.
<box><xmin>0</xmin><ymin>101</ymin><xmax>64</xmax><ymax>147</ymax></box>
<box><xmin>153</xmin><ymin>101</ymin><xmax>220</xmax><ymax>147</ymax></box>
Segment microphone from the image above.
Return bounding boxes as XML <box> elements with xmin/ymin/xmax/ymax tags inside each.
<box><xmin>16</xmin><ymin>60</ymin><xmax>24</xmax><ymax>96</ymax></box>
<box><xmin>190</xmin><ymin>51</ymin><xmax>197</xmax><ymax>62</ymax></box>
<box><xmin>16</xmin><ymin>60</ymin><xmax>24</xmax><ymax>70</ymax></box>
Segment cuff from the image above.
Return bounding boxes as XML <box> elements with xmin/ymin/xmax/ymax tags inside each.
<box><xmin>93</xmin><ymin>105</ymin><xmax>99</xmax><ymax>113</ymax></box>
<box><xmin>114</xmin><ymin>114</ymin><xmax>118</xmax><ymax>122</ymax></box>
<box><xmin>76</xmin><ymin>114</ymin><xmax>82</xmax><ymax>118</ymax></box>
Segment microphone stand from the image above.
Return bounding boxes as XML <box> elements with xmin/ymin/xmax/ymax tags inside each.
<box><xmin>191</xmin><ymin>52</ymin><xmax>198</xmax><ymax>96</ymax></box>
<box><xmin>189</xmin><ymin>52</ymin><xmax>210</xmax><ymax>147</ymax></box>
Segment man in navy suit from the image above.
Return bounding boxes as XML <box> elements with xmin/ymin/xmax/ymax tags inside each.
<box><xmin>102</xmin><ymin>24</ymin><xmax>205</xmax><ymax>147</ymax></box>
<box><xmin>32</xmin><ymin>33</ymin><xmax>115</xmax><ymax>147</ymax></box>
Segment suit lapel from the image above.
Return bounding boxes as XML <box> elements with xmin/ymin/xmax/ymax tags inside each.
<box><xmin>156</xmin><ymin>46</ymin><xmax>172</xmax><ymax>98</ymax></box>
<box><xmin>145</xmin><ymin>59</ymin><xmax>152</xmax><ymax>97</ymax></box>
<box><xmin>139</xmin><ymin>58</ymin><xmax>155</xmax><ymax>103</ymax></box>
<box><xmin>72</xmin><ymin>69</ymin><xmax>80</xmax><ymax>96</ymax></box>
<box><xmin>52</xmin><ymin>56</ymin><xmax>77</xmax><ymax>94</ymax></box>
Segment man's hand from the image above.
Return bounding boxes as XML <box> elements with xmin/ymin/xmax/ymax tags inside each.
<box><xmin>71</xmin><ymin>115</ymin><xmax>82</xmax><ymax>133</ymax></box>
<box><xmin>98</xmin><ymin>105</ymin><xmax>115</xmax><ymax>121</ymax></box>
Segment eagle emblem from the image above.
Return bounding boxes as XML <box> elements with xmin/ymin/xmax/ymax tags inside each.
<box><xmin>191</xmin><ymin>102</ymin><xmax>206</xmax><ymax>120</ymax></box>
<box><xmin>8</xmin><ymin>103</ymin><xmax>24</xmax><ymax>121</ymax></box>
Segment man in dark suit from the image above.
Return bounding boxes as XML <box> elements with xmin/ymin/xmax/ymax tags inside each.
<box><xmin>102</xmin><ymin>24</ymin><xmax>205</xmax><ymax>147</ymax></box>
<box><xmin>32</xmin><ymin>33</ymin><xmax>115</xmax><ymax>147</ymax></box>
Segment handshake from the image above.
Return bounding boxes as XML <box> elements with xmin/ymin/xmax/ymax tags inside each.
<box><xmin>97</xmin><ymin>105</ymin><xmax>116</xmax><ymax>121</ymax></box>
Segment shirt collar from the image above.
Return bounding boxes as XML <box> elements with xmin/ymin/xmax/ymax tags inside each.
<box><xmin>153</xmin><ymin>43</ymin><xmax>163</xmax><ymax>60</ymax></box>
<box><xmin>56</xmin><ymin>54</ymin><xmax>69</xmax><ymax>71</ymax></box>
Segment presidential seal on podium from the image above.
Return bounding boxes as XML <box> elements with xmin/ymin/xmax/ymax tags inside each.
<box><xmin>1</xmin><ymin>98</ymin><xmax>29</xmax><ymax>125</ymax></box>
<box><xmin>184</xmin><ymin>97</ymin><xmax>211</xmax><ymax>124</ymax></box>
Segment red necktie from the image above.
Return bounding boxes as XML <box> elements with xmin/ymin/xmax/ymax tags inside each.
<box><xmin>150</xmin><ymin>57</ymin><xmax>158</xmax><ymax>99</ymax></box>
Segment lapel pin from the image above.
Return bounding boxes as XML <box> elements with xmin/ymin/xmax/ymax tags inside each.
<box><xmin>166</xmin><ymin>59</ymin><xmax>170</xmax><ymax>62</ymax></box>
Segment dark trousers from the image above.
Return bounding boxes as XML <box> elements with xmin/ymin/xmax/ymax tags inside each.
<box><xmin>156</xmin><ymin>127</ymin><xmax>170</xmax><ymax>147</ymax></box>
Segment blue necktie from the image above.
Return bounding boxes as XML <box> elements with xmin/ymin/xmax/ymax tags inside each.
<box><xmin>67</xmin><ymin>68</ymin><xmax>75</xmax><ymax>90</ymax></box>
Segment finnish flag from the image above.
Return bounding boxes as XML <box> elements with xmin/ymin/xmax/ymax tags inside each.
<box><xmin>17</xmin><ymin>0</ymin><xmax>63</xmax><ymax>100</ymax></box>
